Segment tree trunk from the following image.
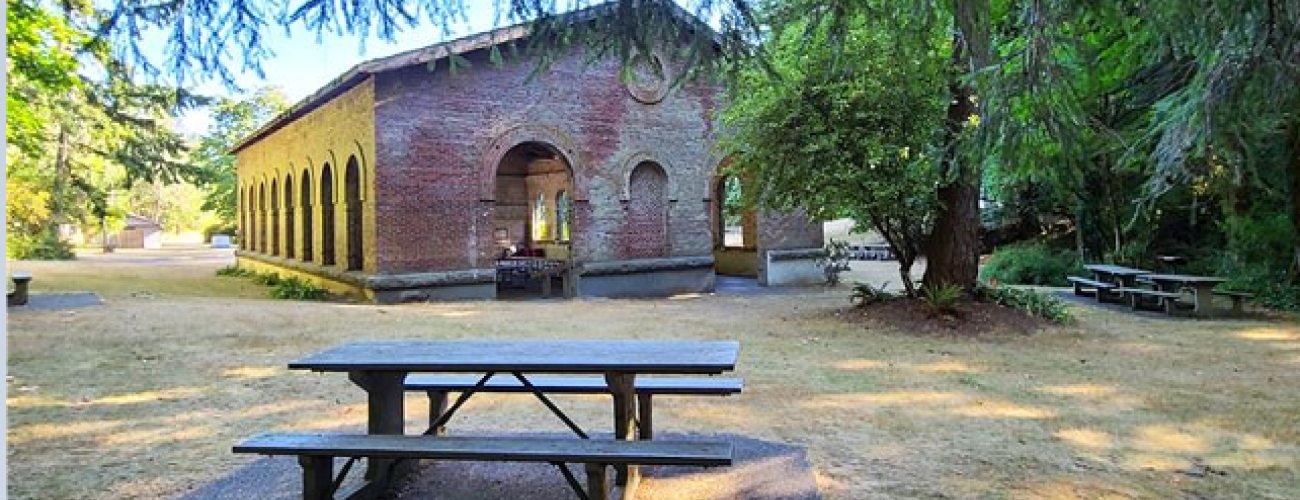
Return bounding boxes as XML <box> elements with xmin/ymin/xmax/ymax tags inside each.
<box><xmin>922</xmin><ymin>26</ymin><xmax>984</xmax><ymax>293</ymax></box>
<box><xmin>101</xmin><ymin>215</ymin><xmax>113</xmax><ymax>253</ymax></box>
<box><xmin>50</xmin><ymin>125</ymin><xmax>72</xmax><ymax>230</ymax></box>
<box><xmin>1289</xmin><ymin>120</ymin><xmax>1300</xmax><ymax>277</ymax></box>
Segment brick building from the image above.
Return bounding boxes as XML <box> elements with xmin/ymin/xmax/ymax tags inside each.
<box><xmin>233</xmin><ymin>7</ymin><xmax>824</xmax><ymax>303</ymax></box>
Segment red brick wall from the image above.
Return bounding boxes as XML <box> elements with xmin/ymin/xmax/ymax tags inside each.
<box><xmin>371</xmin><ymin>45</ymin><xmax>724</xmax><ymax>273</ymax></box>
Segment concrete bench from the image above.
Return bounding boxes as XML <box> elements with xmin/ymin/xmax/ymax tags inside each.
<box><xmin>1067</xmin><ymin>276</ymin><xmax>1117</xmax><ymax>298</ymax></box>
<box><xmin>1212</xmin><ymin>290</ymin><xmax>1253</xmax><ymax>313</ymax></box>
<box><xmin>234</xmin><ymin>432</ymin><xmax>732</xmax><ymax>500</ymax></box>
<box><xmin>1117</xmin><ymin>288</ymin><xmax>1183</xmax><ymax>314</ymax></box>
<box><xmin>406</xmin><ymin>374</ymin><xmax>743</xmax><ymax>439</ymax></box>
<box><xmin>7</xmin><ymin>271</ymin><xmax>32</xmax><ymax>306</ymax></box>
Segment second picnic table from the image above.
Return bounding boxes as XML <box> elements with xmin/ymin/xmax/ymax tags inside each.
<box><xmin>1139</xmin><ymin>274</ymin><xmax>1228</xmax><ymax>315</ymax></box>
<box><xmin>283</xmin><ymin>339</ymin><xmax>741</xmax><ymax>500</ymax></box>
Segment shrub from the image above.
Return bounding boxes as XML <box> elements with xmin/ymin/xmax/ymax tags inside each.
<box><xmin>250</xmin><ymin>271</ymin><xmax>283</xmax><ymax>286</ymax></box>
<box><xmin>980</xmin><ymin>243</ymin><xmax>1082</xmax><ymax>287</ymax></box>
<box><xmin>7</xmin><ymin>230</ymin><xmax>75</xmax><ymax>260</ymax></box>
<box><xmin>920</xmin><ymin>284</ymin><xmax>964</xmax><ymax>315</ymax></box>
<box><xmin>851</xmin><ymin>282</ymin><xmax>897</xmax><ymax>306</ymax></box>
<box><xmin>1214</xmin><ymin>261</ymin><xmax>1300</xmax><ymax>312</ymax></box>
<box><xmin>977</xmin><ymin>284</ymin><xmax>1073</xmax><ymax>324</ymax></box>
<box><xmin>215</xmin><ymin>266</ymin><xmax>254</xmax><ymax>277</ymax></box>
<box><xmin>268</xmin><ymin>277</ymin><xmax>328</xmax><ymax>301</ymax></box>
<box><xmin>817</xmin><ymin>239</ymin><xmax>853</xmax><ymax>285</ymax></box>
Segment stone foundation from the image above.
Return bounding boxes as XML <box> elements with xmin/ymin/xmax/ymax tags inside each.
<box><xmin>579</xmin><ymin>256</ymin><xmax>715</xmax><ymax>297</ymax></box>
<box><xmin>236</xmin><ymin>252</ymin><xmax>495</xmax><ymax>303</ymax></box>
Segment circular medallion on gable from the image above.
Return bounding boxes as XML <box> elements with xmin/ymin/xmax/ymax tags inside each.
<box><xmin>626</xmin><ymin>49</ymin><xmax>671</xmax><ymax>104</ymax></box>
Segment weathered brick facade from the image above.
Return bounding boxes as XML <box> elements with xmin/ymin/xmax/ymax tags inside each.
<box><xmin>233</xmin><ymin>17</ymin><xmax>823</xmax><ymax>302</ymax></box>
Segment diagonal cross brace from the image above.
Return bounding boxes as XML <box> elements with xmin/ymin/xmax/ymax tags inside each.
<box><xmin>423</xmin><ymin>371</ymin><xmax>496</xmax><ymax>435</ymax></box>
<box><xmin>511</xmin><ymin>372</ymin><xmax>589</xmax><ymax>439</ymax></box>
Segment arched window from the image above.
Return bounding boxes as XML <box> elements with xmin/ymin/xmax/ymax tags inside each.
<box><xmin>532</xmin><ymin>192</ymin><xmax>549</xmax><ymax>241</ymax></box>
<box><xmin>284</xmin><ymin>173</ymin><xmax>295</xmax><ymax>259</ymax></box>
<box><xmin>344</xmin><ymin>156</ymin><xmax>364</xmax><ymax>271</ymax></box>
<box><xmin>301</xmin><ymin>169</ymin><xmax>313</xmax><ymax>262</ymax></box>
<box><xmin>258</xmin><ymin>183</ymin><xmax>267</xmax><ymax>254</ymax></box>
<box><xmin>321</xmin><ymin>164</ymin><xmax>336</xmax><ymax>266</ymax></box>
<box><xmin>626</xmin><ymin>161</ymin><xmax>669</xmax><ymax>258</ymax></box>
<box><xmin>270</xmin><ymin>179</ymin><xmax>280</xmax><ymax>256</ymax></box>
<box><xmin>247</xmin><ymin>185</ymin><xmax>257</xmax><ymax>252</ymax></box>
<box><xmin>556</xmin><ymin>190</ymin><xmax>572</xmax><ymax>242</ymax></box>
<box><xmin>238</xmin><ymin>188</ymin><xmax>246</xmax><ymax>250</ymax></box>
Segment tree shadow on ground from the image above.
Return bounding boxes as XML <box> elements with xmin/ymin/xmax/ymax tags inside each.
<box><xmin>176</xmin><ymin>433</ymin><xmax>820</xmax><ymax>500</ymax></box>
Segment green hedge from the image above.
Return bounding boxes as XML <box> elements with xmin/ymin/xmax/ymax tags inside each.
<box><xmin>7</xmin><ymin>230</ymin><xmax>75</xmax><ymax>260</ymax></box>
<box><xmin>980</xmin><ymin>243</ymin><xmax>1082</xmax><ymax>287</ymax></box>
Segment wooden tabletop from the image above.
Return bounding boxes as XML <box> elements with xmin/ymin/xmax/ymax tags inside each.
<box><xmin>289</xmin><ymin>339</ymin><xmax>740</xmax><ymax>374</ymax></box>
<box><xmin>1084</xmin><ymin>264</ymin><xmax>1152</xmax><ymax>276</ymax></box>
<box><xmin>1140</xmin><ymin>274</ymin><xmax>1227</xmax><ymax>284</ymax></box>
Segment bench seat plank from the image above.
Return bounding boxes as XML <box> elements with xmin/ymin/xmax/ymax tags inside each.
<box><xmin>1067</xmin><ymin>276</ymin><xmax>1117</xmax><ymax>289</ymax></box>
<box><xmin>1116</xmin><ymin>288</ymin><xmax>1181</xmax><ymax>298</ymax></box>
<box><xmin>405</xmin><ymin>374</ymin><xmax>743</xmax><ymax>395</ymax></box>
<box><xmin>234</xmin><ymin>433</ymin><xmax>733</xmax><ymax>467</ymax></box>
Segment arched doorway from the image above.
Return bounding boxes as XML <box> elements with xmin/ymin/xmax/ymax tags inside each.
<box><xmin>344</xmin><ymin>156</ymin><xmax>364</xmax><ymax>271</ymax></box>
<box><xmin>712</xmin><ymin>174</ymin><xmax>759</xmax><ymax>277</ymax></box>
<box><xmin>491</xmin><ymin>141</ymin><xmax>575</xmax><ymax>298</ymax></box>
<box><xmin>321</xmin><ymin>164</ymin><xmax>336</xmax><ymax>266</ymax></box>
<box><xmin>301</xmin><ymin>169</ymin><xmax>313</xmax><ymax>262</ymax></box>
<box><xmin>284</xmin><ymin>173</ymin><xmax>295</xmax><ymax>259</ymax></box>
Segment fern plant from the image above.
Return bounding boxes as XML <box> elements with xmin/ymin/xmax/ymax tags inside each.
<box><xmin>920</xmin><ymin>284</ymin><xmax>964</xmax><ymax>315</ymax></box>
<box><xmin>851</xmin><ymin>282</ymin><xmax>897</xmax><ymax>306</ymax></box>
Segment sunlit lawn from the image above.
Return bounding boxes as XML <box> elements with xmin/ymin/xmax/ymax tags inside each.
<box><xmin>6</xmin><ymin>249</ymin><xmax>1299</xmax><ymax>500</ymax></box>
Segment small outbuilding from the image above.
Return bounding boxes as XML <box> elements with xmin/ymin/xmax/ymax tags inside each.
<box><xmin>113</xmin><ymin>214</ymin><xmax>163</xmax><ymax>249</ymax></box>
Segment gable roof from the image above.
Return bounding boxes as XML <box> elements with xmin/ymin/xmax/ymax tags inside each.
<box><xmin>230</xmin><ymin>0</ymin><xmax>718</xmax><ymax>154</ymax></box>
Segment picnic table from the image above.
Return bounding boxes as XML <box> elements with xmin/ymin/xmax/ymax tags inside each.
<box><xmin>258</xmin><ymin>339</ymin><xmax>740</xmax><ymax>500</ymax></box>
<box><xmin>1140</xmin><ymin>274</ymin><xmax>1228</xmax><ymax>316</ymax></box>
<box><xmin>1084</xmin><ymin>264</ymin><xmax>1152</xmax><ymax>288</ymax></box>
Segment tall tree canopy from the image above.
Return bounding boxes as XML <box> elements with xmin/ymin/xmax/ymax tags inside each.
<box><xmin>723</xmin><ymin>0</ymin><xmax>950</xmax><ymax>295</ymax></box>
<box><xmin>6</xmin><ymin>0</ymin><xmax>203</xmax><ymax>258</ymax></box>
<box><xmin>192</xmin><ymin>88</ymin><xmax>291</xmax><ymax>224</ymax></box>
<box><xmin>89</xmin><ymin>0</ymin><xmax>1300</xmax><ymax>297</ymax></box>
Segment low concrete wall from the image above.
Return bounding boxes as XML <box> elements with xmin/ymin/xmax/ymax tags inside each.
<box><xmin>579</xmin><ymin>256</ymin><xmax>715</xmax><ymax>297</ymax></box>
<box><xmin>764</xmin><ymin>248</ymin><xmax>827</xmax><ymax>287</ymax></box>
<box><xmin>714</xmin><ymin>248</ymin><xmax>758</xmax><ymax>277</ymax></box>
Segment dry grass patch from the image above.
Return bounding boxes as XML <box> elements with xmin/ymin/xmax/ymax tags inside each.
<box><xmin>5</xmin><ymin>254</ymin><xmax>1299</xmax><ymax>500</ymax></box>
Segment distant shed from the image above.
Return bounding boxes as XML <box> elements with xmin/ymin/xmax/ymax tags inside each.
<box><xmin>115</xmin><ymin>214</ymin><xmax>163</xmax><ymax>249</ymax></box>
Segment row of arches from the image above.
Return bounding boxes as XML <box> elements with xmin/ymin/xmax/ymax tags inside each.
<box><xmin>239</xmin><ymin>156</ymin><xmax>365</xmax><ymax>272</ymax></box>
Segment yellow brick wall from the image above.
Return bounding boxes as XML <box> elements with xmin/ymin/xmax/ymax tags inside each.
<box><xmin>236</xmin><ymin>78</ymin><xmax>377</xmax><ymax>273</ymax></box>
